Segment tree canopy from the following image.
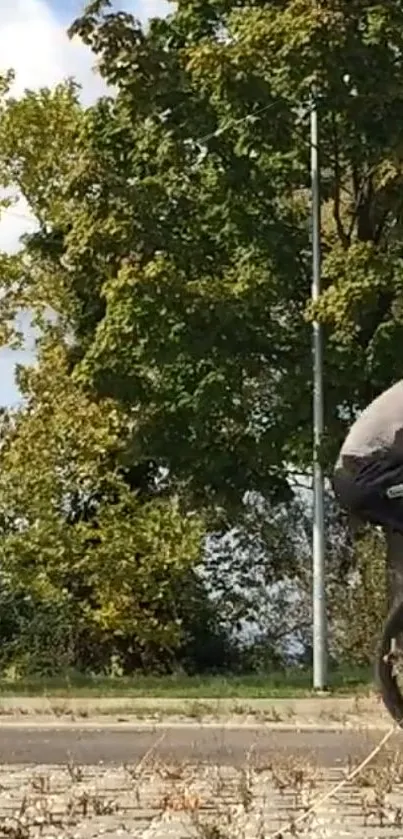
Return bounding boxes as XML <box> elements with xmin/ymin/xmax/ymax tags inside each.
<box><xmin>0</xmin><ymin>0</ymin><xmax>400</xmax><ymax>673</ymax></box>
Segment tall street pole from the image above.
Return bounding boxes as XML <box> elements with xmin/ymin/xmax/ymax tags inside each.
<box><xmin>310</xmin><ymin>92</ymin><xmax>327</xmax><ymax>690</ymax></box>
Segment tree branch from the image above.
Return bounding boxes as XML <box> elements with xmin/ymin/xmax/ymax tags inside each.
<box><xmin>331</xmin><ymin>113</ymin><xmax>350</xmax><ymax>248</ymax></box>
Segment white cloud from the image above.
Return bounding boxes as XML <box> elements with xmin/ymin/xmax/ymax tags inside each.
<box><xmin>134</xmin><ymin>0</ymin><xmax>172</xmax><ymax>20</ymax></box>
<box><xmin>0</xmin><ymin>0</ymin><xmax>108</xmax><ymax>104</ymax></box>
<box><xmin>0</xmin><ymin>194</ymin><xmax>38</xmax><ymax>255</ymax></box>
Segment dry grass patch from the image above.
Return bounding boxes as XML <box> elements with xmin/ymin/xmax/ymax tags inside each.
<box><xmin>1</xmin><ymin>734</ymin><xmax>403</xmax><ymax>837</ymax></box>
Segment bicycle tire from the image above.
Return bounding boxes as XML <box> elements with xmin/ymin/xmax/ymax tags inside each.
<box><xmin>376</xmin><ymin>599</ymin><xmax>403</xmax><ymax>726</ymax></box>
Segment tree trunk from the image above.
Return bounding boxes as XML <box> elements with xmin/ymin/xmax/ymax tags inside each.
<box><xmin>386</xmin><ymin>528</ymin><xmax>403</xmax><ymax>610</ymax></box>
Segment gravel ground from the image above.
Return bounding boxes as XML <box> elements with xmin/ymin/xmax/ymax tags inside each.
<box><xmin>0</xmin><ymin>732</ymin><xmax>403</xmax><ymax>837</ymax></box>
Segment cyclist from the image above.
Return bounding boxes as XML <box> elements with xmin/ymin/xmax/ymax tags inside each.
<box><xmin>333</xmin><ymin>380</ymin><xmax>403</xmax><ymax>533</ymax></box>
<box><xmin>336</xmin><ymin>381</ymin><xmax>403</xmax><ymax>722</ymax></box>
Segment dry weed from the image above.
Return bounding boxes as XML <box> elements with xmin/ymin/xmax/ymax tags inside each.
<box><xmin>66</xmin><ymin>754</ymin><xmax>83</xmax><ymax>783</ymax></box>
<box><xmin>270</xmin><ymin>755</ymin><xmax>321</xmax><ymax>797</ymax></box>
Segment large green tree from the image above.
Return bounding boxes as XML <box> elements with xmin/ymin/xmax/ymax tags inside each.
<box><xmin>1</xmin><ymin>0</ymin><xmax>402</xmax><ymax>669</ymax></box>
<box><xmin>2</xmin><ymin>3</ymin><xmax>402</xmax><ymax>493</ymax></box>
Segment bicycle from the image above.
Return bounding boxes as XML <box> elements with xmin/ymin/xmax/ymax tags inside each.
<box><xmin>377</xmin><ymin>600</ymin><xmax>403</xmax><ymax>725</ymax></box>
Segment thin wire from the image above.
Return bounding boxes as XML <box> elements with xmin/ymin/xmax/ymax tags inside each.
<box><xmin>0</xmin><ymin>98</ymin><xmax>315</xmax><ymax>226</ymax></box>
<box><xmin>0</xmin><ymin>98</ymin><xmax>289</xmax><ymax>226</ymax></box>
<box><xmin>191</xmin><ymin>97</ymin><xmax>289</xmax><ymax>147</ymax></box>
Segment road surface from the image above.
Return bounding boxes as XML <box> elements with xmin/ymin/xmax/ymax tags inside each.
<box><xmin>0</xmin><ymin>724</ymin><xmax>400</xmax><ymax>765</ymax></box>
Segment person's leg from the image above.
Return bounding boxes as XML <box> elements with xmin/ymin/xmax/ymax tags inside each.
<box><xmin>385</xmin><ymin>528</ymin><xmax>403</xmax><ymax>610</ymax></box>
<box><xmin>334</xmin><ymin>458</ymin><xmax>403</xmax><ymax>610</ymax></box>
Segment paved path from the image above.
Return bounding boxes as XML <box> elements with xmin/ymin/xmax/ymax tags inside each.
<box><xmin>0</xmin><ymin>724</ymin><xmax>400</xmax><ymax>765</ymax></box>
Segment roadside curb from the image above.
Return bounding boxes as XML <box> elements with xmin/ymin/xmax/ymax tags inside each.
<box><xmin>0</xmin><ymin>695</ymin><xmax>379</xmax><ymax>710</ymax></box>
<box><xmin>0</xmin><ymin>718</ymin><xmax>395</xmax><ymax>731</ymax></box>
<box><xmin>0</xmin><ymin>693</ymin><xmax>391</xmax><ymax>729</ymax></box>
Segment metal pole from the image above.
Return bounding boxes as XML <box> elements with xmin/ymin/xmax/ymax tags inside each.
<box><xmin>311</xmin><ymin>93</ymin><xmax>327</xmax><ymax>690</ymax></box>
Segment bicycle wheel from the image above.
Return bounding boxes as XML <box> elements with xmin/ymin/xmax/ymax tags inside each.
<box><xmin>376</xmin><ymin>599</ymin><xmax>403</xmax><ymax>726</ymax></box>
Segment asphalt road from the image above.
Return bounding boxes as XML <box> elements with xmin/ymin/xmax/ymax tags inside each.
<box><xmin>0</xmin><ymin>725</ymin><xmax>399</xmax><ymax>766</ymax></box>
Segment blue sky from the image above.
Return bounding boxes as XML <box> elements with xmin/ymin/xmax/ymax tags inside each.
<box><xmin>0</xmin><ymin>0</ymin><xmax>171</xmax><ymax>407</ymax></box>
